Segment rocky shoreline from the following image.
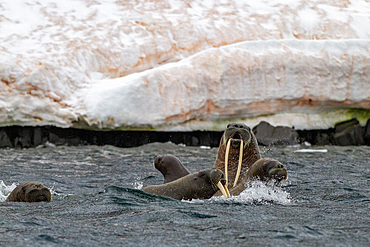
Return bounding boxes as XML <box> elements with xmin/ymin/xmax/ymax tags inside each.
<box><xmin>0</xmin><ymin>119</ymin><xmax>369</xmax><ymax>149</ymax></box>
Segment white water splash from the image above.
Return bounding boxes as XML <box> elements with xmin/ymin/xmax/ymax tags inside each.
<box><xmin>231</xmin><ymin>181</ymin><xmax>291</xmax><ymax>205</ymax></box>
<box><xmin>0</xmin><ymin>180</ymin><xmax>17</xmax><ymax>202</ymax></box>
<box><xmin>200</xmin><ymin>146</ymin><xmax>211</xmax><ymax>149</ymax></box>
<box><xmin>294</xmin><ymin>149</ymin><xmax>328</xmax><ymax>153</ymax></box>
<box><xmin>186</xmin><ymin>181</ymin><xmax>291</xmax><ymax>205</ymax></box>
<box><xmin>133</xmin><ymin>181</ymin><xmax>144</xmax><ymax>190</ymax></box>
<box><xmin>210</xmin><ymin>181</ymin><xmax>292</xmax><ymax>205</ymax></box>
<box><xmin>36</xmin><ymin>141</ymin><xmax>56</xmax><ymax>149</ymax></box>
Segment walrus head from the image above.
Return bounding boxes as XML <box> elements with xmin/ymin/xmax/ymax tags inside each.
<box><xmin>264</xmin><ymin>160</ymin><xmax>288</xmax><ymax>183</ymax></box>
<box><xmin>24</xmin><ymin>183</ymin><xmax>52</xmax><ymax>202</ymax></box>
<box><xmin>214</xmin><ymin>123</ymin><xmax>261</xmax><ymax>189</ymax></box>
<box><xmin>247</xmin><ymin>158</ymin><xmax>288</xmax><ymax>184</ymax></box>
<box><xmin>153</xmin><ymin>154</ymin><xmax>190</xmax><ymax>183</ymax></box>
<box><xmin>207</xmin><ymin>168</ymin><xmax>230</xmax><ymax>198</ymax></box>
<box><xmin>6</xmin><ymin>181</ymin><xmax>52</xmax><ymax>203</ymax></box>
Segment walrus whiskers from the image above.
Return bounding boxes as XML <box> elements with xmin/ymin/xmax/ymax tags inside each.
<box><xmin>224</xmin><ymin>138</ymin><xmax>231</xmax><ymax>187</ymax></box>
<box><xmin>233</xmin><ymin>139</ymin><xmax>243</xmax><ymax>188</ymax></box>
<box><xmin>216</xmin><ymin>181</ymin><xmax>230</xmax><ymax>198</ymax></box>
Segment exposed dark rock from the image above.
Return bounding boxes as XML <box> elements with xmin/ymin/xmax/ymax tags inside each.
<box><xmin>49</xmin><ymin>132</ymin><xmax>67</xmax><ymax>146</ymax></box>
<box><xmin>0</xmin><ymin>120</ymin><xmax>368</xmax><ymax>149</ymax></box>
<box><xmin>333</xmin><ymin>118</ymin><xmax>364</xmax><ymax>146</ymax></box>
<box><xmin>14</xmin><ymin>128</ymin><xmax>33</xmax><ymax>148</ymax></box>
<box><xmin>33</xmin><ymin>127</ymin><xmax>43</xmax><ymax>146</ymax></box>
<box><xmin>365</xmin><ymin>118</ymin><xmax>370</xmax><ymax>145</ymax></box>
<box><xmin>296</xmin><ymin>129</ymin><xmax>335</xmax><ymax>146</ymax></box>
<box><xmin>252</xmin><ymin>121</ymin><xmax>299</xmax><ymax>146</ymax></box>
<box><xmin>0</xmin><ymin>129</ymin><xmax>12</xmax><ymax>148</ymax></box>
<box><xmin>314</xmin><ymin>133</ymin><xmax>333</xmax><ymax>146</ymax></box>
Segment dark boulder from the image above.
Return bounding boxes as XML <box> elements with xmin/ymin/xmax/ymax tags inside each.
<box><xmin>314</xmin><ymin>133</ymin><xmax>333</xmax><ymax>146</ymax></box>
<box><xmin>0</xmin><ymin>129</ymin><xmax>12</xmax><ymax>148</ymax></box>
<box><xmin>333</xmin><ymin>118</ymin><xmax>364</xmax><ymax>146</ymax></box>
<box><xmin>363</xmin><ymin>118</ymin><xmax>370</xmax><ymax>145</ymax></box>
<box><xmin>253</xmin><ymin>121</ymin><xmax>299</xmax><ymax>146</ymax></box>
<box><xmin>14</xmin><ymin>128</ymin><xmax>33</xmax><ymax>148</ymax></box>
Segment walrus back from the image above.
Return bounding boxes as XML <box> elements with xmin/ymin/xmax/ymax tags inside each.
<box><xmin>142</xmin><ymin>171</ymin><xmax>218</xmax><ymax>200</ymax></box>
<box><xmin>5</xmin><ymin>186</ymin><xmax>25</xmax><ymax>202</ymax></box>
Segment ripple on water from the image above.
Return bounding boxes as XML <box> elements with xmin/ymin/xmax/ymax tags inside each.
<box><xmin>0</xmin><ymin>144</ymin><xmax>369</xmax><ymax>247</ymax></box>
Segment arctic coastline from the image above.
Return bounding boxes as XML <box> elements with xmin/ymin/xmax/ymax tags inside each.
<box><xmin>1</xmin><ymin>0</ymin><xmax>369</xmax><ymax>132</ymax></box>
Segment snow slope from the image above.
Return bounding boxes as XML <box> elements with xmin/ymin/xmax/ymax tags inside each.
<box><xmin>0</xmin><ymin>0</ymin><xmax>369</xmax><ymax>130</ymax></box>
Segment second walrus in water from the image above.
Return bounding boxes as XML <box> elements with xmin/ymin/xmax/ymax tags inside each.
<box><xmin>5</xmin><ymin>181</ymin><xmax>52</xmax><ymax>202</ymax></box>
<box><xmin>142</xmin><ymin>168</ymin><xmax>230</xmax><ymax>200</ymax></box>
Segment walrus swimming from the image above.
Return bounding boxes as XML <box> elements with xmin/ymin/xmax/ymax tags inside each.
<box><xmin>246</xmin><ymin>158</ymin><xmax>288</xmax><ymax>182</ymax></box>
<box><xmin>5</xmin><ymin>181</ymin><xmax>52</xmax><ymax>202</ymax></box>
<box><xmin>229</xmin><ymin>158</ymin><xmax>288</xmax><ymax>196</ymax></box>
<box><xmin>142</xmin><ymin>168</ymin><xmax>230</xmax><ymax>200</ymax></box>
<box><xmin>153</xmin><ymin>155</ymin><xmax>190</xmax><ymax>183</ymax></box>
<box><xmin>214</xmin><ymin>123</ymin><xmax>262</xmax><ymax>189</ymax></box>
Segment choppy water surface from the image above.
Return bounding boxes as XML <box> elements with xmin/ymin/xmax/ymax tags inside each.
<box><xmin>0</xmin><ymin>143</ymin><xmax>369</xmax><ymax>246</ymax></box>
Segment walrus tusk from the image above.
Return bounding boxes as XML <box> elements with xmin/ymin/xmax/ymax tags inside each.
<box><xmin>233</xmin><ymin>139</ymin><xmax>243</xmax><ymax>188</ymax></box>
<box><xmin>225</xmin><ymin>184</ymin><xmax>231</xmax><ymax>198</ymax></box>
<box><xmin>224</xmin><ymin>138</ymin><xmax>231</xmax><ymax>187</ymax></box>
<box><xmin>216</xmin><ymin>181</ymin><xmax>230</xmax><ymax>198</ymax></box>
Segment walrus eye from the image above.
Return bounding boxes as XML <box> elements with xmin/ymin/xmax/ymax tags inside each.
<box><xmin>199</xmin><ymin>171</ymin><xmax>205</xmax><ymax>177</ymax></box>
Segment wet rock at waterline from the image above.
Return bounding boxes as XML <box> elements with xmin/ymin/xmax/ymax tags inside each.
<box><xmin>253</xmin><ymin>121</ymin><xmax>300</xmax><ymax>146</ymax></box>
<box><xmin>364</xmin><ymin>118</ymin><xmax>370</xmax><ymax>145</ymax></box>
<box><xmin>0</xmin><ymin>118</ymin><xmax>369</xmax><ymax>148</ymax></box>
<box><xmin>334</xmin><ymin>119</ymin><xmax>365</xmax><ymax>146</ymax></box>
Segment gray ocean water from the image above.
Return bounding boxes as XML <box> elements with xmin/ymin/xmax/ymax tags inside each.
<box><xmin>0</xmin><ymin>143</ymin><xmax>369</xmax><ymax>246</ymax></box>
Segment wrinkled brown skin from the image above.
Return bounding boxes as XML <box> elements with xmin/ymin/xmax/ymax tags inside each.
<box><xmin>5</xmin><ymin>181</ymin><xmax>52</xmax><ymax>203</ymax></box>
<box><xmin>154</xmin><ymin>155</ymin><xmax>190</xmax><ymax>183</ymax></box>
<box><xmin>229</xmin><ymin>158</ymin><xmax>288</xmax><ymax>196</ymax></box>
<box><xmin>214</xmin><ymin>123</ymin><xmax>262</xmax><ymax>190</ymax></box>
<box><xmin>142</xmin><ymin>169</ymin><xmax>226</xmax><ymax>200</ymax></box>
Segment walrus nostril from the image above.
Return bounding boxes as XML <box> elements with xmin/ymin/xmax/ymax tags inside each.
<box><xmin>232</xmin><ymin>132</ymin><xmax>242</xmax><ymax>139</ymax></box>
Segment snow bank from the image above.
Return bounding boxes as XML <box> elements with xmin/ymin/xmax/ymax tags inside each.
<box><xmin>0</xmin><ymin>0</ymin><xmax>369</xmax><ymax>130</ymax></box>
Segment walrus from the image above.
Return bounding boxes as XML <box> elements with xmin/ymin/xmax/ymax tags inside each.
<box><xmin>153</xmin><ymin>155</ymin><xmax>190</xmax><ymax>183</ymax></box>
<box><xmin>229</xmin><ymin>158</ymin><xmax>288</xmax><ymax>196</ymax></box>
<box><xmin>142</xmin><ymin>168</ymin><xmax>230</xmax><ymax>200</ymax></box>
<box><xmin>5</xmin><ymin>181</ymin><xmax>52</xmax><ymax>202</ymax></box>
<box><xmin>214</xmin><ymin>123</ymin><xmax>262</xmax><ymax>189</ymax></box>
